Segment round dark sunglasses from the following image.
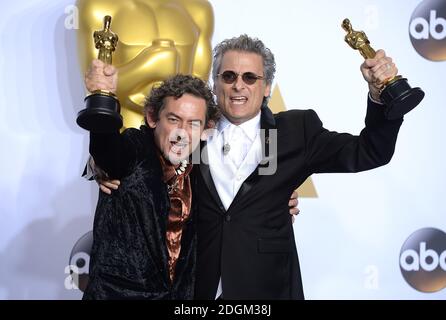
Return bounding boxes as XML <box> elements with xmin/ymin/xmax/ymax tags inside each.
<box><xmin>217</xmin><ymin>70</ymin><xmax>265</xmax><ymax>85</ymax></box>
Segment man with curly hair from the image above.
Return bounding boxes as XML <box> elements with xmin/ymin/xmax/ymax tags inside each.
<box><xmin>83</xmin><ymin>60</ymin><xmax>218</xmax><ymax>299</ymax></box>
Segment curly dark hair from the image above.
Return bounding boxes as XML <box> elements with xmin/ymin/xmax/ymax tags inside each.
<box><xmin>144</xmin><ymin>74</ymin><xmax>219</xmax><ymax>128</ymax></box>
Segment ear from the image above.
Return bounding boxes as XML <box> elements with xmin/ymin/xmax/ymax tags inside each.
<box><xmin>146</xmin><ymin>111</ymin><xmax>157</xmax><ymax>129</ymax></box>
<box><xmin>264</xmin><ymin>83</ymin><xmax>272</xmax><ymax>98</ymax></box>
<box><xmin>213</xmin><ymin>80</ymin><xmax>219</xmax><ymax>94</ymax></box>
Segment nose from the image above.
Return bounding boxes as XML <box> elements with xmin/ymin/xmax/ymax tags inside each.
<box><xmin>174</xmin><ymin>125</ymin><xmax>189</xmax><ymax>141</ymax></box>
<box><xmin>232</xmin><ymin>74</ymin><xmax>245</xmax><ymax>91</ymax></box>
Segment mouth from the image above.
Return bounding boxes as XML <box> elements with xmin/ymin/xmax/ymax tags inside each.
<box><xmin>170</xmin><ymin>140</ymin><xmax>189</xmax><ymax>154</ymax></box>
<box><xmin>230</xmin><ymin>96</ymin><xmax>248</xmax><ymax>105</ymax></box>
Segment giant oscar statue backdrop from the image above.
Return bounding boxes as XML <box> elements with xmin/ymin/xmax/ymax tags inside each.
<box><xmin>76</xmin><ymin>0</ymin><xmax>214</xmax><ymax>130</ymax></box>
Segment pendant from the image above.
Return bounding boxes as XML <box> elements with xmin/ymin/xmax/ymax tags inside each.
<box><xmin>223</xmin><ymin>143</ymin><xmax>231</xmax><ymax>155</ymax></box>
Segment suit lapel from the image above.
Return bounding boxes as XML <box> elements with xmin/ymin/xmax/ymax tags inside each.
<box><xmin>198</xmin><ymin>140</ymin><xmax>227</xmax><ymax>213</ymax></box>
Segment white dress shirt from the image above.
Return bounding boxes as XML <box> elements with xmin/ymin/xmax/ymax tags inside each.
<box><xmin>206</xmin><ymin>112</ymin><xmax>263</xmax><ymax>298</ymax></box>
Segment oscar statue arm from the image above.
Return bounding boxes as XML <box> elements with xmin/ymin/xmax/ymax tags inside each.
<box><xmin>115</xmin><ymin>40</ymin><xmax>179</xmax><ymax>100</ymax></box>
<box><xmin>178</xmin><ymin>0</ymin><xmax>214</xmax><ymax>80</ymax></box>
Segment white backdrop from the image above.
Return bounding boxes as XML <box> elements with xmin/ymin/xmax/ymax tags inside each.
<box><xmin>0</xmin><ymin>0</ymin><xmax>444</xmax><ymax>299</ymax></box>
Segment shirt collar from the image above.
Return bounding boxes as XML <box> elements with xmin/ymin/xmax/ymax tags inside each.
<box><xmin>157</xmin><ymin>149</ymin><xmax>192</xmax><ymax>183</ymax></box>
<box><xmin>217</xmin><ymin>111</ymin><xmax>261</xmax><ymax>142</ymax></box>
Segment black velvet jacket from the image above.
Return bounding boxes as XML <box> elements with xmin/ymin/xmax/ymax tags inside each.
<box><xmin>83</xmin><ymin>126</ymin><xmax>197</xmax><ymax>300</ymax></box>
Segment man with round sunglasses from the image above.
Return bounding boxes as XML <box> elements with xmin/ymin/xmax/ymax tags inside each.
<box><xmin>194</xmin><ymin>34</ymin><xmax>408</xmax><ymax>300</ymax></box>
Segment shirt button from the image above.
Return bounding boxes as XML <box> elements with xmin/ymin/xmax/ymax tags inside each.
<box><xmin>225</xmin><ymin>215</ymin><xmax>231</xmax><ymax>222</ymax></box>
<box><xmin>236</xmin><ymin>175</ymin><xmax>242</xmax><ymax>181</ymax></box>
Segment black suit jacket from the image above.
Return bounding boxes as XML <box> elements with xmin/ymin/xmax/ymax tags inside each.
<box><xmin>195</xmin><ymin>98</ymin><xmax>403</xmax><ymax>299</ymax></box>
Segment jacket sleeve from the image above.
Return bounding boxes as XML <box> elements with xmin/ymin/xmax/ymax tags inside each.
<box><xmin>89</xmin><ymin>128</ymin><xmax>140</xmax><ymax>179</ymax></box>
<box><xmin>304</xmin><ymin>97</ymin><xmax>404</xmax><ymax>174</ymax></box>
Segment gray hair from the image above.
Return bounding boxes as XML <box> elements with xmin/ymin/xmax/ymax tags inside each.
<box><xmin>212</xmin><ymin>34</ymin><xmax>276</xmax><ymax>86</ymax></box>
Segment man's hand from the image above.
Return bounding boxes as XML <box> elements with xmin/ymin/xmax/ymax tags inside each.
<box><xmin>289</xmin><ymin>189</ymin><xmax>300</xmax><ymax>224</ymax></box>
<box><xmin>85</xmin><ymin>59</ymin><xmax>118</xmax><ymax>94</ymax></box>
<box><xmin>98</xmin><ymin>178</ymin><xmax>120</xmax><ymax>195</ymax></box>
<box><xmin>360</xmin><ymin>49</ymin><xmax>398</xmax><ymax>102</ymax></box>
<box><xmin>88</xmin><ymin>157</ymin><xmax>121</xmax><ymax>195</ymax></box>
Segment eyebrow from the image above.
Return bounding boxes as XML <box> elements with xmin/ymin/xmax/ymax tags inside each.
<box><xmin>166</xmin><ymin>112</ymin><xmax>203</xmax><ymax>124</ymax></box>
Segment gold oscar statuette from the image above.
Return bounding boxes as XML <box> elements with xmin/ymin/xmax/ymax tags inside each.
<box><xmin>342</xmin><ymin>18</ymin><xmax>424</xmax><ymax>119</ymax></box>
<box><xmin>76</xmin><ymin>15</ymin><xmax>123</xmax><ymax>132</ymax></box>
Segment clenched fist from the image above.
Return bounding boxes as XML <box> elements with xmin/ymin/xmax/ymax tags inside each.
<box><xmin>85</xmin><ymin>59</ymin><xmax>118</xmax><ymax>94</ymax></box>
<box><xmin>360</xmin><ymin>49</ymin><xmax>398</xmax><ymax>102</ymax></box>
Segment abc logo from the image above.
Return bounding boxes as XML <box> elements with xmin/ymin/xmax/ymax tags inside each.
<box><xmin>399</xmin><ymin>228</ymin><xmax>446</xmax><ymax>293</ymax></box>
<box><xmin>409</xmin><ymin>0</ymin><xmax>446</xmax><ymax>61</ymax></box>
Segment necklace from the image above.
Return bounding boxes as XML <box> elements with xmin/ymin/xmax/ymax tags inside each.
<box><xmin>167</xmin><ymin>179</ymin><xmax>179</xmax><ymax>194</ymax></box>
<box><xmin>167</xmin><ymin>160</ymin><xmax>188</xmax><ymax>194</ymax></box>
<box><xmin>175</xmin><ymin>159</ymin><xmax>188</xmax><ymax>176</ymax></box>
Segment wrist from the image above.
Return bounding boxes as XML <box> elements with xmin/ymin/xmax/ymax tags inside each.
<box><xmin>369</xmin><ymin>91</ymin><xmax>383</xmax><ymax>105</ymax></box>
<box><xmin>370</xmin><ymin>91</ymin><xmax>381</xmax><ymax>101</ymax></box>
<box><xmin>368</xmin><ymin>84</ymin><xmax>382</xmax><ymax>103</ymax></box>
